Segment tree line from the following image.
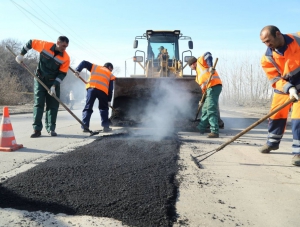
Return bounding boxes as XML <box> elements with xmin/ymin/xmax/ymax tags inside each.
<box><xmin>1</xmin><ymin>38</ymin><xmax>272</xmax><ymax>107</ymax></box>
<box><xmin>217</xmin><ymin>52</ymin><xmax>272</xmax><ymax>107</ymax></box>
<box><xmin>0</xmin><ymin>39</ymin><xmax>85</xmax><ymax>105</ymax></box>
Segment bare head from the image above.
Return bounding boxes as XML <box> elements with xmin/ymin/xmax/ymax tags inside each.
<box><xmin>260</xmin><ymin>25</ymin><xmax>284</xmax><ymax>50</ymax></box>
<box><xmin>56</xmin><ymin>36</ymin><xmax>69</xmax><ymax>52</ymax></box>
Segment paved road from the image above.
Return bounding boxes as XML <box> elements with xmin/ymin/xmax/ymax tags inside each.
<box><xmin>0</xmin><ymin>108</ymin><xmax>102</xmax><ymax>181</ymax></box>
<box><xmin>0</xmin><ymin>107</ymin><xmax>299</xmax><ymax>227</ymax></box>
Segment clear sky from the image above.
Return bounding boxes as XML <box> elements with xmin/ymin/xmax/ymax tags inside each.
<box><xmin>1</xmin><ymin>0</ymin><xmax>299</xmax><ymax>76</ymax></box>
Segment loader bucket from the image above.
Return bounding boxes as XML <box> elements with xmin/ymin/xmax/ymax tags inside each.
<box><xmin>110</xmin><ymin>77</ymin><xmax>202</xmax><ymax>131</ymax></box>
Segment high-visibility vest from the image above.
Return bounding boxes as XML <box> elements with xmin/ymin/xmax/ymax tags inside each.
<box><xmin>23</xmin><ymin>39</ymin><xmax>70</xmax><ymax>85</ymax></box>
<box><xmin>261</xmin><ymin>32</ymin><xmax>300</xmax><ymax>93</ymax></box>
<box><xmin>195</xmin><ymin>56</ymin><xmax>222</xmax><ymax>91</ymax></box>
<box><xmin>86</xmin><ymin>65</ymin><xmax>116</xmax><ymax>95</ymax></box>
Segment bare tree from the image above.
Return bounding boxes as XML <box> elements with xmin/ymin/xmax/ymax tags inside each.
<box><xmin>0</xmin><ymin>39</ymin><xmax>38</xmax><ymax>105</ymax></box>
<box><xmin>218</xmin><ymin>53</ymin><xmax>271</xmax><ymax>108</ymax></box>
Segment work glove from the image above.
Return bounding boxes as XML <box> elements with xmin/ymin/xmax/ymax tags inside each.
<box><xmin>15</xmin><ymin>55</ymin><xmax>24</xmax><ymax>64</ymax></box>
<box><xmin>48</xmin><ymin>86</ymin><xmax>56</xmax><ymax>96</ymax></box>
<box><xmin>289</xmin><ymin>87</ymin><xmax>299</xmax><ymax>101</ymax></box>
<box><xmin>201</xmin><ymin>84</ymin><xmax>205</xmax><ymax>90</ymax></box>
<box><xmin>74</xmin><ymin>71</ymin><xmax>80</xmax><ymax>78</ymax></box>
<box><xmin>108</xmin><ymin>102</ymin><xmax>111</xmax><ymax>106</ymax></box>
<box><xmin>209</xmin><ymin>67</ymin><xmax>215</xmax><ymax>74</ymax></box>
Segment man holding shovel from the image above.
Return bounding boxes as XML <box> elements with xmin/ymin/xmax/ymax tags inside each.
<box><xmin>259</xmin><ymin>25</ymin><xmax>300</xmax><ymax>166</ymax></box>
<box><xmin>188</xmin><ymin>52</ymin><xmax>222</xmax><ymax>138</ymax></box>
<box><xmin>15</xmin><ymin>36</ymin><xmax>70</xmax><ymax>138</ymax></box>
<box><xmin>74</xmin><ymin>61</ymin><xmax>115</xmax><ymax>133</ymax></box>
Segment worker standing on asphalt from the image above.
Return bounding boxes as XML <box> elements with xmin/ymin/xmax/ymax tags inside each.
<box><xmin>15</xmin><ymin>36</ymin><xmax>70</xmax><ymax>138</ymax></box>
<box><xmin>74</xmin><ymin>61</ymin><xmax>115</xmax><ymax>132</ymax></box>
<box><xmin>188</xmin><ymin>52</ymin><xmax>222</xmax><ymax>138</ymax></box>
<box><xmin>259</xmin><ymin>25</ymin><xmax>300</xmax><ymax>166</ymax></box>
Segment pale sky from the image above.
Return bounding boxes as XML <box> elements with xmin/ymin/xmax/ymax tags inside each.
<box><xmin>1</xmin><ymin>0</ymin><xmax>299</xmax><ymax>76</ymax></box>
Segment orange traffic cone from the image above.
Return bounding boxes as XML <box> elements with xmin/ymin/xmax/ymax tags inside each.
<box><xmin>0</xmin><ymin>106</ymin><xmax>23</xmax><ymax>152</ymax></box>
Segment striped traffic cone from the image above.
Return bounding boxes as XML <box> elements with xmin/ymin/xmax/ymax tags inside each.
<box><xmin>0</xmin><ymin>106</ymin><xmax>23</xmax><ymax>152</ymax></box>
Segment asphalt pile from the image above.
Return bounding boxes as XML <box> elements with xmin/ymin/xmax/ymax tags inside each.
<box><xmin>0</xmin><ymin>134</ymin><xmax>180</xmax><ymax>227</ymax></box>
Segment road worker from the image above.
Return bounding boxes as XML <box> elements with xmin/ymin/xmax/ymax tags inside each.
<box><xmin>259</xmin><ymin>25</ymin><xmax>300</xmax><ymax>166</ymax></box>
<box><xmin>188</xmin><ymin>52</ymin><xmax>222</xmax><ymax>138</ymax></box>
<box><xmin>74</xmin><ymin>61</ymin><xmax>115</xmax><ymax>132</ymax></box>
<box><xmin>15</xmin><ymin>36</ymin><xmax>70</xmax><ymax>138</ymax></box>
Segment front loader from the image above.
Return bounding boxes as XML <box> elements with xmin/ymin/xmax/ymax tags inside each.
<box><xmin>110</xmin><ymin>30</ymin><xmax>201</xmax><ymax>131</ymax></box>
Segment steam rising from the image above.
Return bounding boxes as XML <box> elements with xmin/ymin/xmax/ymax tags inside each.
<box><xmin>141</xmin><ymin>79</ymin><xmax>194</xmax><ymax>138</ymax></box>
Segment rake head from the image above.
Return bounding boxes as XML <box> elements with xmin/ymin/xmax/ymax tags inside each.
<box><xmin>190</xmin><ymin>154</ymin><xmax>205</xmax><ymax>169</ymax></box>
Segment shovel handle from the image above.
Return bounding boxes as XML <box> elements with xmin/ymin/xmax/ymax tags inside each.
<box><xmin>69</xmin><ymin>67</ymin><xmax>88</xmax><ymax>84</ymax></box>
<box><xmin>6</xmin><ymin>45</ymin><xmax>92</xmax><ymax>133</ymax></box>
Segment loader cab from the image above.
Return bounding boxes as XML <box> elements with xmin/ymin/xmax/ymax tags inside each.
<box><xmin>133</xmin><ymin>30</ymin><xmax>193</xmax><ymax>77</ymax></box>
<box><xmin>111</xmin><ymin>30</ymin><xmax>201</xmax><ymax>129</ymax></box>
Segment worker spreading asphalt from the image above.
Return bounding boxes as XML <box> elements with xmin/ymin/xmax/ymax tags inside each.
<box><xmin>0</xmin><ymin>133</ymin><xmax>180</xmax><ymax>227</ymax></box>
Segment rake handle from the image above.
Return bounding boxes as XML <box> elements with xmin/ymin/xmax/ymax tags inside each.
<box><xmin>216</xmin><ymin>98</ymin><xmax>295</xmax><ymax>152</ymax></box>
<box><xmin>195</xmin><ymin>97</ymin><xmax>296</xmax><ymax>163</ymax></box>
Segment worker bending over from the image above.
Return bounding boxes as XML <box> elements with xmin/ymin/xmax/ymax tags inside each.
<box><xmin>74</xmin><ymin>61</ymin><xmax>115</xmax><ymax>132</ymax></box>
<box><xmin>188</xmin><ymin>52</ymin><xmax>222</xmax><ymax>138</ymax></box>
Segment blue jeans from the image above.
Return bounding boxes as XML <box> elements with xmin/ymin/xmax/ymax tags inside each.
<box><xmin>82</xmin><ymin>88</ymin><xmax>109</xmax><ymax>128</ymax></box>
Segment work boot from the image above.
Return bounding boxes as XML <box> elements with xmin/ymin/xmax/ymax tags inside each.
<box><xmin>48</xmin><ymin>131</ymin><xmax>57</xmax><ymax>136</ymax></box>
<box><xmin>103</xmin><ymin>127</ymin><xmax>112</xmax><ymax>132</ymax></box>
<box><xmin>258</xmin><ymin>144</ymin><xmax>279</xmax><ymax>153</ymax></box>
<box><xmin>219</xmin><ymin>122</ymin><xmax>224</xmax><ymax>129</ymax></box>
<box><xmin>207</xmin><ymin>133</ymin><xmax>219</xmax><ymax>138</ymax></box>
<box><xmin>291</xmin><ymin>155</ymin><xmax>300</xmax><ymax>166</ymax></box>
<box><xmin>30</xmin><ymin>130</ymin><xmax>41</xmax><ymax>138</ymax></box>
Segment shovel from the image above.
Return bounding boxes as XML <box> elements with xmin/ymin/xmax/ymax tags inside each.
<box><xmin>191</xmin><ymin>97</ymin><xmax>296</xmax><ymax>168</ymax></box>
<box><xmin>192</xmin><ymin>58</ymin><xmax>218</xmax><ymax>122</ymax></box>
<box><xmin>6</xmin><ymin>46</ymin><xmax>99</xmax><ymax>136</ymax></box>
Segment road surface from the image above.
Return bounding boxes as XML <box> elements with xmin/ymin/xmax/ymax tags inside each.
<box><xmin>0</xmin><ymin>106</ymin><xmax>299</xmax><ymax>227</ymax></box>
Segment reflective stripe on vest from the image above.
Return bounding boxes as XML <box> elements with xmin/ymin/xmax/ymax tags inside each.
<box><xmin>195</xmin><ymin>56</ymin><xmax>222</xmax><ymax>89</ymax></box>
<box><xmin>265</xmin><ymin>33</ymin><xmax>300</xmax><ymax>86</ymax></box>
<box><xmin>86</xmin><ymin>65</ymin><xmax>112</xmax><ymax>94</ymax></box>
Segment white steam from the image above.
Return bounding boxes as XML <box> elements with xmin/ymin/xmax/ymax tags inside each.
<box><xmin>141</xmin><ymin>79</ymin><xmax>194</xmax><ymax>137</ymax></box>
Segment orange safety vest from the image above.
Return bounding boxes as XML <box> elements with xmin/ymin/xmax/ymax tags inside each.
<box><xmin>195</xmin><ymin>56</ymin><xmax>222</xmax><ymax>91</ymax></box>
<box><xmin>261</xmin><ymin>32</ymin><xmax>300</xmax><ymax>93</ymax></box>
<box><xmin>86</xmin><ymin>64</ymin><xmax>116</xmax><ymax>95</ymax></box>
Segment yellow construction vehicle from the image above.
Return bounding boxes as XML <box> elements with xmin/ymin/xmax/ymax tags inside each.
<box><xmin>111</xmin><ymin>30</ymin><xmax>201</xmax><ymax>131</ymax></box>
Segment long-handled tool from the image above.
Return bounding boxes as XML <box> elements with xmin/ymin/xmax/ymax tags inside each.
<box><xmin>191</xmin><ymin>97</ymin><xmax>296</xmax><ymax>168</ymax></box>
<box><xmin>192</xmin><ymin>58</ymin><xmax>219</xmax><ymax>122</ymax></box>
<box><xmin>68</xmin><ymin>66</ymin><xmax>88</xmax><ymax>84</ymax></box>
<box><xmin>6</xmin><ymin>46</ymin><xmax>99</xmax><ymax>136</ymax></box>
